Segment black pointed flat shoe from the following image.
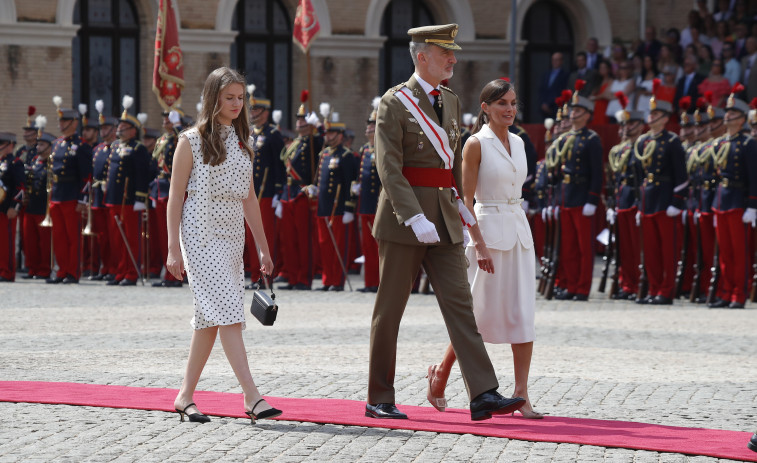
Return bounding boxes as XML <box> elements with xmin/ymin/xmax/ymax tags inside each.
<box><xmin>175</xmin><ymin>402</ymin><xmax>210</xmax><ymax>423</ymax></box>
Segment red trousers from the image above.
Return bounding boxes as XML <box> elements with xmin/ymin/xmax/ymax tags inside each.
<box><xmin>697</xmin><ymin>213</ymin><xmax>721</xmax><ymax>299</ymax></box>
<box><xmin>641</xmin><ymin>212</ymin><xmax>678</xmax><ymax>298</ymax></box>
<box><xmin>91</xmin><ymin>207</ymin><xmax>112</xmax><ymax>276</ymax></box>
<box><xmin>108</xmin><ymin>205</ymin><xmax>140</xmax><ymax>281</ymax></box>
<box><xmin>360</xmin><ymin>214</ymin><xmax>379</xmax><ymax>287</ymax></box>
<box><xmin>715</xmin><ymin>209</ymin><xmax>749</xmax><ymax>303</ymax></box>
<box><xmin>558</xmin><ymin>206</ymin><xmax>594</xmax><ymax>295</ymax></box>
<box><xmin>22</xmin><ymin>213</ymin><xmax>51</xmax><ymax>278</ymax></box>
<box><xmin>616</xmin><ymin>207</ymin><xmax>640</xmax><ymax>294</ymax></box>
<box><xmin>244</xmin><ymin>197</ymin><xmax>276</xmax><ymax>281</ymax></box>
<box><xmin>348</xmin><ymin>218</ymin><xmax>360</xmax><ymax>271</ymax></box>
<box><xmin>280</xmin><ymin>194</ymin><xmax>312</xmax><ymax>286</ymax></box>
<box><xmin>531</xmin><ymin>213</ymin><xmax>545</xmax><ymax>259</ymax></box>
<box><xmin>317</xmin><ymin>215</ymin><xmax>346</xmax><ymax>287</ymax></box>
<box><xmin>0</xmin><ymin>213</ymin><xmax>18</xmax><ymax>280</ymax></box>
<box><xmin>153</xmin><ymin>199</ymin><xmax>180</xmax><ymax>281</ymax></box>
<box><xmin>82</xmin><ymin>210</ymin><xmax>97</xmax><ymax>274</ymax></box>
<box><xmin>50</xmin><ymin>201</ymin><xmax>80</xmax><ymax>279</ymax></box>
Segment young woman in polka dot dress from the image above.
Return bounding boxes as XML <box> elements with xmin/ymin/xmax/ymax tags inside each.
<box><xmin>166</xmin><ymin>67</ymin><xmax>281</xmax><ymax>424</ymax></box>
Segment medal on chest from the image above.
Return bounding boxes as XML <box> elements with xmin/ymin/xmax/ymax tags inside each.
<box><xmin>328</xmin><ymin>156</ymin><xmax>340</xmax><ymax>170</ymax></box>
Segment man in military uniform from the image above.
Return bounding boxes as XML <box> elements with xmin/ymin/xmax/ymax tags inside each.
<box><xmin>150</xmin><ymin>109</ymin><xmax>184</xmax><ymax>287</ymax></box>
<box><xmin>103</xmin><ymin>97</ymin><xmax>150</xmax><ymax>286</ymax></box>
<box><xmin>351</xmin><ymin>100</ymin><xmax>381</xmax><ymax>292</ymax></box>
<box><xmin>141</xmin><ymin>122</ymin><xmax>162</xmax><ymax>280</ymax></box>
<box><xmin>0</xmin><ymin>133</ymin><xmax>25</xmax><ymax>282</ymax></box>
<box><xmin>21</xmin><ymin>130</ymin><xmax>55</xmax><ymax>280</ymax></box>
<box><xmin>606</xmin><ymin>96</ymin><xmax>645</xmax><ymax>300</ymax></box>
<box><xmin>91</xmin><ymin>104</ymin><xmax>118</xmax><ymax>280</ymax></box>
<box><xmin>245</xmin><ymin>93</ymin><xmax>285</xmax><ymax>288</ymax></box>
<box><xmin>278</xmin><ymin>103</ymin><xmax>323</xmax><ymax>290</ymax></box>
<box><xmin>366</xmin><ymin>24</ymin><xmax>524</xmax><ymax>420</ymax></box>
<box><xmin>707</xmin><ymin>85</ymin><xmax>757</xmax><ymax>308</ymax></box>
<box><xmin>634</xmin><ymin>91</ymin><xmax>688</xmax><ymax>304</ymax></box>
<box><xmin>14</xmin><ymin>107</ymin><xmax>38</xmax><ymax>167</ymax></box>
<box><xmin>47</xmin><ymin>101</ymin><xmax>93</xmax><ymax>284</ymax></box>
<box><xmin>553</xmin><ymin>84</ymin><xmax>603</xmax><ymax>301</ymax></box>
<box><xmin>306</xmin><ymin>112</ymin><xmax>357</xmax><ymax>291</ymax></box>
<box><xmin>78</xmin><ymin>105</ymin><xmax>100</xmax><ymax>278</ymax></box>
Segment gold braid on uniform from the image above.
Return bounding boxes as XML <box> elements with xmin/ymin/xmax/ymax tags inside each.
<box><xmin>710</xmin><ymin>135</ymin><xmax>731</xmax><ymax>169</ymax></box>
<box><xmin>545</xmin><ymin>132</ymin><xmax>575</xmax><ymax>168</ymax></box>
<box><xmin>634</xmin><ymin>135</ymin><xmax>657</xmax><ymax>169</ymax></box>
<box><xmin>608</xmin><ymin>140</ymin><xmax>632</xmax><ymax>173</ymax></box>
<box><xmin>685</xmin><ymin>142</ymin><xmax>701</xmax><ymax>175</ymax></box>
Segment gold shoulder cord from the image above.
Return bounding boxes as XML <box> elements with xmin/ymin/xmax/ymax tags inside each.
<box><xmin>711</xmin><ymin>136</ymin><xmax>730</xmax><ymax>169</ymax></box>
<box><xmin>608</xmin><ymin>140</ymin><xmax>631</xmax><ymax>173</ymax></box>
<box><xmin>545</xmin><ymin>132</ymin><xmax>575</xmax><ymax>168</ymax></box>
<box><xmin>634</xmin><ymin>136</ymin><xmax>656</xmax><ymax>169</ymax></box>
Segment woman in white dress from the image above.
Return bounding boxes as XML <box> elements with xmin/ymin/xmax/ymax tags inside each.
<box><xmin>426</xmin><ymin>79</ymin><xmax>542</xmax><ymax>418</ymax></box>
<box><xmin>166</xmin><ymin>67</ymin><xmax>280</xmax><ymax>424</ymax></box>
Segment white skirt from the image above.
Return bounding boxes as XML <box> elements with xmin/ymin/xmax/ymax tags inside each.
<box><xmin>465</xmin><ymin>243</ymin><xmax>536</xmax><ymax>344</ymax></box>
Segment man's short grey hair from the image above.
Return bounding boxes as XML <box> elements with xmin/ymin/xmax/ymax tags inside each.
<box><xmin>409</xmin><ymin>41</ymin><xmax>431</xmax><ymax>67</ymax></box>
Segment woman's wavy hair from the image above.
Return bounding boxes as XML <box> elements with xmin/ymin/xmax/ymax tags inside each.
<box><xmin>472</xmin><ymin>78</ymin><xmax>517</xmax><ymax>134</ymax></box>
<box><xmin>195</xmin><ymin>67</ymin><xmax>253</xmax><ymax>165</ymax></box>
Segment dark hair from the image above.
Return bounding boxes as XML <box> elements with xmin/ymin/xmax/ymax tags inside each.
<box><xmin>576</xmin><ymin>51</ymin><xmax>588</xmax><ymax>60</ymax></box>
<box><xmin>472</xmin><ymin>79</ymin><xmax>516</xmax><ymax>134</ymax></box>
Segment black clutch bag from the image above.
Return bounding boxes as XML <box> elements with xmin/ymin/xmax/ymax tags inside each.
<box><xmin>250</xmin><ymin>279</ymin><xmax>278</xmax><ymax>326</ymax></box>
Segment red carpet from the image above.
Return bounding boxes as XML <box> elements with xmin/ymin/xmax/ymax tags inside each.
<box><xmin>1</xmin><ymin>381</ymin><xmax>755</xmax><ymax>461</ymax></box>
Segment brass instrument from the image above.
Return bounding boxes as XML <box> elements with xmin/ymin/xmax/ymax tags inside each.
<box><xmin>141</xmin><ymin>200</ymin><xmax>150</xmax><ymax>279</ymax></box>
<box><xmin>39</xmin><ymin>156</ymin><xmax>53</xmax><ymax>228</ymax></box>
<box><xmin>81</xmin><ymin>182</ymin><xmax>97</xmax><ymax>278</ymax></box>
<box><xmin>82</xmin><ymin>182</ymin><xmax>96</xmax><ymax>237</ymax></box>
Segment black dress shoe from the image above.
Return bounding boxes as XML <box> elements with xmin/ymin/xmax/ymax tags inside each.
<box><xmin>728</xmin><ymin>301</ymin><xmax>745</xmax><ymax>309</ymax></box>
<box><xmin>106</xmin><ymin>279</ymin><xmax>122</xmax><ymax>286</ymax></box>
<box><xmin>696</xmin><ymin>295</ymin><xmax>707</xmax><ymax>304</ymax></box>
<box><xmin>572</xmin><ymin>294</ymin><xmax>589</xmax><ymax>301</ymax></box>
<box><xmin>34</xmin><ymin>274</ymin><xmax>51</xmax><ymax>280</ymax></box>
<box><xmin>469</xmin><ymin>390</ymin><xmax>525</xmax><ymax>421</ymax></box>
<box><xmin>636</xmin><ymin>295</ymin><xmax>653</xmax><ymax>304</ymax></box>
<box><xmin>749</xmin><ymin>431</ymin><xmax>757</xmax><ymax>452</ymax></box>
<box><xmin>46</xmin><ymin>277</ymin><xmax>64</xmax><ymax>284</ymax></box>
<box><xmin>21</xmin><ymin>274</ymin><xmax>35</xmax><ymax>280</ymax></box>
<box><xmin>0</xmin><ymin>276</ymin><xmax>12</xmax><ymax>282</ymax></box>
<box><xmin>89</xmin><ymin>273</ymin><xmax>105</xmax><ymax>281</ymax></box>
<box><xmin>358</xmin><ymin>286</ymin><xmax>379</xmax><ymax>293</ymax></box>
<box><xmin>153</xmin><ymin>280</ymin><xmax>182</xmax><ymax>288</ymax></box>
<box><xmin>707</xmin><ymin>298</ymin><xmax>729</xmax><ymax>308</ymax></box>
<box><xmin>365</xmin><ymin>403</ymin><xmax>408</xmax><ymax>419</ymax></box>
<box><xmin>329</xmin><ymin>285</ymin><xmax>344</xmax><ymax>292</ymax></box>
<box><xmin>611</xmin><ymin>289</ymin><xmax>629</xmax><ymax>300</ymax></box>
<box><xmin>278</xmin><ymin>284</ymin><xmax>295</xmax><ymax>290</ymax></box>
<box><xmin>119</xmin><ymin>279</ymin><xmax>137</xmax><ymax>286</ymax></box>
<box><xmin>555</xmin><ymin>291</ymin><xmax>575</xmax><ymax>300</ymax></box>
<box><xmin>81</xmin><ymin>270</ymin><xmax>91</xmax><ymax>278</ymax></box>
<box><xmin>148</xmin><ymin>272</ymin><xmax>161</xmax><ymax>279</ymax></box>
<box><xmin>103</xmin><ymin>274</ymin><xmax>116</xmax><ymax>281</ymax></box>
<box><xmin>651</xmin><ymin>295</ymin><xmax>673</xmax><ymax>305</ymax></box>
<box><xmin>317</xmin><ymin>285</ymin><xmax>331</xmax><ymax>291</ymax></box>
<box><xmin>62</xmin><ymin>275</ymin><xmax>78</xmax><ymax>284</ymax></box>
<box><xmin>293</xmin><ymin>283</ymin><xmax>311</xmax><ymax>290</ymax></box>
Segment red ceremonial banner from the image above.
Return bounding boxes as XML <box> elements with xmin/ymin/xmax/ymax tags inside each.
<box><xmin>152</xmin><ymin>0</ymin><xmax>184</xmax><ymax>111</ymax></box>
<box><xmin>293</xmin><ymin>0</ymin><xmax>320</xmax><ymax>54</ymax></box>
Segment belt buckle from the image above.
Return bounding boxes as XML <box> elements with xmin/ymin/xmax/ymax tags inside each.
<box><xmin>563</xmin><ymin>173</ymin><xmax>571</xmax><ymax>184</ymax></box>
<box><xmin>647</xmin><ymin>173</ymin><xmax>654</xmax><ymax>182</ymax></box>
<box><xmin>722</xmin><ymin>178</ymin><xmax>729</xmax><ymax>188</ymax></box>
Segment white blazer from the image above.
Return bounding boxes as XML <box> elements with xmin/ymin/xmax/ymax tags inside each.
<box><xmin>470</xmin><ymin>124</ymin><xmax>534</xmax><ymax>251</ymax></box>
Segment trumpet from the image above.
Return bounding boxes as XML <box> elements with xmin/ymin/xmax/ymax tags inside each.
<box><xmin>39</xmin><ymin>156</ymin><xmax>53</xmax><ymax>228</ymax></box>
<box><xmin>82</xmin><ymin>182</ymin><xmax>96</xmax><ymax>237</ymax></box>
<box><xmin>141</xmin><ymin>201</ymin><xmax>150</xmax><ymax>279</ymax></box>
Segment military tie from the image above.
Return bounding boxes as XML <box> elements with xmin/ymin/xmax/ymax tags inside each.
<box><xmin>430</xmin><ymin>89</ymin><xmax>443</xmax><ymax>123</ymax></box>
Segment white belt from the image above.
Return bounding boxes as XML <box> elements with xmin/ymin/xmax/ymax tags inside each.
<box><xmin>478</xmin><ymin>198</ymin><xmax>523</xmax><ymax>205</ymax></box>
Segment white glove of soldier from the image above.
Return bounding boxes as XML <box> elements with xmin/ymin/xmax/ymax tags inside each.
<box><xmin>152</xmin><ymin>199</ymin><xmax>157</xmax><ymax>208</ymax></box>
<box><xmin>681</xmin><ymin>210</ymin><xmax>688</xmax><ymax>225</ymax></box>
<box><xmin>342</xmin><ymin>211</ymin><xmax>354</xmax><ymax>224</ymax></box>
<box><xmin>606</xmin><ymin>207</ymin><xmax>616</xmax><ymax>225</ymax></box>
<box><xmin>742</xmin><ymin>207</ymin><xmax>757</xmax><ymax>226</ymax></box>
<box><xmin>635</xmin><ymin>210</ymin><xmax>641</xmax><ymax>226</ymax></box>
<box><xmin>271</xmin><ymin>194</ymin><xmax>280</xmax><ymax>209</ymax></box>
<box><xmin>406</xmin><ymin>215</ymin><xmax>440</xmax><ymax>244</ymax></box>
<box><xmin>541</xmin><ymin>208</ymin><xmax>547</xmax><ymax>222</ymax></box>
<box><xmin>693</xmin><ymin>211</ymin><xmax>700</xmax><ymax>225</ymax></box>
<box><xmin>554</xmin><ymin>206</ymin><xmax>560</xmax><ymax>219</ymax></box>
<box><xmin>582</xmin><ymin>203</ymin><xmax>597</xmax><ymax>216</ymax></box>
<box><xmin>521</xmin><ymin>200</ymin><xmax>529</xmax><ymax>213</ymax></box>
<box><xmin>666</xmin><ymin>205</ymin><xmax>682</xmax><ymax>217</ymax></box>
<box><xmin>274</xmin><ymin>201</ymin><xmax>283</xmax><ymax>219</ymax></box>
<box><xmin>463</xmin><ymin>228</ymin><xmax>471</xmax><ymax>248</ymax></box>
<box><xmin>133</xmin><ymin>201</ymin><xmax>146</xmax><ymax>212</ymax></box>
<box><xmin>351</xmin><ymin>182</ymin><xmax>361</xmax><ymax>196</ymax></box>
<box><xmin>304</xmin><ymin>184</ymin><xmax>318</xmax><ymax>197</ymax></box>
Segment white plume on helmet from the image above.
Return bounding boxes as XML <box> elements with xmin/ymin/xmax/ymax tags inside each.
<box><xmin>52</xmin><ymin>96</ymin><xmax>63</xmax><ymax>108</ymax></box>
<box><xmin>137</xmin><ymin>113</ymin><xmax>148</xmax><ymax>125</ymax></box>
<box><xmin>79</xmin><ymin>104</ymin><xmax>87</xmax><ymax>116</ymax></box>
<box><xmin>95</xmin><ymin>99</ymin><xmax>104</xmax><ymax>114</ymax></box>
<box><xmin>544</xmin><ymin>118</ymin><xmax>555</xmax><ymax>130</ymax></box>
<box><xmin>319</xmin><ymin>102</ymin><xmax>331</xmax><ymax>119</ymax></box>
<box><xmin>168</xmin><ymin>110</ymin><xmax>181</xmax><ymax>124</ymax></box>
<box><xmin>462</xmin><ymin>113</ymin><xmax>473</xmax><ymax>126</ymax></box>
<box><xmin>35</xmin><ymin>115</ymin><xmax>47</xmax><ymax>131</ymax></box>
<box><xmin>247</xmin><ymin>84</ymin><xmax>256</xmax><ymax>96</ymax></box>
<box><xmin>122</xmin><ymin>95</ymin><xmax>134</xmax><ymax>111</ymax></box>
<box><xmin>272</xmin><ymin>110</ymin><xmax>282</xmax><ymax>125</ymax></box>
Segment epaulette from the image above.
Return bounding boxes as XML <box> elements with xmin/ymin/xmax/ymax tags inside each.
<box><xmin>439</xmin><ymin>84</ymin><xmax>456</xmax><ymax>95</ymax></box>
<box><xmin>512</xmin><ymin>125</ymin><xmax>526</xmax><ymax>136</ymax></box>
<box><xmin>586</xmin><ymin>129</ymin><xmax>599</xmax><ymax>140</ymax></box>
<box><xmin>666</xmin><ymin>131</ymin><xmax>679</xmax><ymax>142</ymax></box>
<box><xmin>389</xmin><ymin>84</ymin><xmax>404</xmax><ymax>94</ymax></box>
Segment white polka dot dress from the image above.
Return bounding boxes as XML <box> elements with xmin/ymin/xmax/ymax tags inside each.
<box><xmin>179</xmin><ymin>125</ymin><xmax>252</xmax><ymax>330</ymax></box>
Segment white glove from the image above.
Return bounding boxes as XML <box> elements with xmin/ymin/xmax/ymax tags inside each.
<box><xmin>133</xmin><ymin>201</ymin><xmax>146</xmax><ymax>211</ymax></box>
<box><xmin>274</xmin><ymin>202</ymin><xmax>283</xmax><ymax>219</ymax></box>
<box><xmin>541</xmin><ymin>208</ymin><xmax>547</xmax><ymax>222</ymax></box>
<box><xmin>271</xmin><ymin>194</ymin><xmax>280</xmax><ymax>209</ymax></box>
<box><xmin>151</xmin><ymin>199</ymin><xmax>157</xmax><ymax>208</ymax></box>
<box><xmin>521</xmin><ymin>200</ymin><xmax>529</xmax><ymax>213</ymax></box>
<box><xmin>351</xmin><ymin>182</ymin><xmax>361</xmax><ymax>196</ymax></box>
<box><xmin>742</xmin><ymin>207</ymin><xmax>757</xmax><ymax>226</ymax></box>
<box><xmin>342</xmin><ymin>211</ymin><xmax>354</xmax><ymax>224</ymax></box>
<box><xmin>101</xmin><ymin>183</ymin><xmax>107</xmax><ymax>193</ymax></box>
<box><xmin>693</xmin><ymin>211</ymin><xmax>700</xmax><ymax>225</ymax></box>
<box><xmin>582</xmin><ymin>203</ymin><xmax>597</xmax><ymax>216</ymax></box>
<box><xmin>554</xmin><ymin>206</ymin><xmax>560</xmax><ymax>219</ymax></box>
<box><xmin>714</xmin><ymin>214</ymin><xmax>718</xmax><ymax>227</ymax></box>
<box><xmin>408</xmin><ymin>215</ymin><xmax>440</xmax><ymax>243</ymax></box>
<box><xmin>606</xmin><ymin>207</ymin><xmax>616</xmax><ymax>225</ymax></box>
<box><xmin>635</xmin><ymin>211</ymin><xmax>641</xmax><ymax>226</ymax></box>
<box><xmin>681</xmin><ymin>210</ymin><xmax>688</xmax><ymax>225</ymax></box>
<box><xmin>666</xmin><ymin>205</ymin><xmax>682</xmax><ymax>217</ymax></box>
<box><xmin>463</xmin><ymin>228</ymin><xmax>471</xmax><ymax>248</ymax></box>
<box><xmin>305</xmin><ymin>185</ymin><xmax>318</xmax><ymax>197</ymax></box>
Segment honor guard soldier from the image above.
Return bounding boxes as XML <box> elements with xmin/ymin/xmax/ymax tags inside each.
<box><xmin>749</xmin><ymin>100</ymin><xmax>757</xmax><ymax>138</ymax></box>
<box><xmin>140</xmin><ymin>117</ymin><xmax>163</xmax><ymax>280</ymax></box>
<box><xmin>532</xmin><ymin>117</ymin><xmax>555</xmax><ymax>259</ymax></box>
<box><xmin>679</xmin><ymin>97</ymin><xmax>697</xmax><ymax>149</ymax></box>
<box><xmin>104</xmin><ymin>95</ymin><xmax>150</xmax><ymax>286</ymax></box>
<box><xmin>22</xmin><ymin>128</ymin><xmax>55</xmax><ymax>280</ymax></box>
<box><xmin>706</xmin><ymin>84</ymin><xmax>757</xmax><ymax>308</ymax></box>
<box><xmin>606</xmin><ymin>95</ymin><xmax>645</xmax><ymax>300</ymax></box>
<box><xmin>79</xmin><ymin>104</ymin><xmax>101</xmax><ymax>277</ymax></box>
<box><xmin>351</xmin><ymin>98</ymin><xmax>382</xmax><ymax>292</ymax></box>
<box><xmin>15</xmin><ymin>106</ymin><xmax>38</xmax><ymax>167</ymax></box>
<box><xmin>510</xmin><ymin>112</ymin><xmax>537</xmax><ymax>214</ymax></box>
<box><xmin>633</xmin><ymin>80</ymin><xmax>688</xmax><ymax>304</ymax></box>
<box><xmin>279</xmin><ymin>94</ymin><xmax>323</xmax><ymax>290</ymax></box>
<box><xmin>47</xmin><ymin>97</ymin><xmax>93</xmax><ymax>284</ymax></box>
<box><xmin>0</xmin><ymin>132</ymin><xmax>25</xmax><ymax>281</ymax></box>
<box><xmin>91</xmin><ymin>101</ymin><xmax>118</xmax><ymax>280</ymax></box>
<box><xmin>244</xmin><ymin>87</ymin><xmax>285</xmax><ymax>287</ymax></box>
<box><xmin>306</xmin><ymin>109</ymin><xmax>358</xmax><ymax>291</ymax></box>
<box><xmin>150</xmin><ymin>109</ymin><xmax>184</xmax><ymax>287</ymax></box>
<box><xmin>553</xmin><ymin>81</ymin><xmax>603</xmax><ymax>301</ymax></box>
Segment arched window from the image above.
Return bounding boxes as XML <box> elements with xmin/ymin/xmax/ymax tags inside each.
<box><xmin>231</xmin><ymin>0</ymin><xmax>292</xmax><ymax>126</ymax></box>
<box><xmin>379</xmin><ymin>0</ymin><xmax>435</xmax><ymax>92</ymax></box>
<box><xmin>73</xmin><ymin>0</ymin><xmax>140</xmax><ymax>115</ymax></box>
<box><xmin>520</xmin><ymin>0</ymin><xmax>574</xmax><ymax>122</ymax></box>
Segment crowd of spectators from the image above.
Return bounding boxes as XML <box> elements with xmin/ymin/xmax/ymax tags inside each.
<box><xmin>540</xmin><ymin>0</ymin><xmax>757</xmax><ymax>123</ymax></box>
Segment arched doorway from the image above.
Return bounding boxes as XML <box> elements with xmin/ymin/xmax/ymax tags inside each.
<box><xmin>231</xmin><ymin>0</ymin><xmax>292</xmax><ymax>126</ymax></box>
<box><xmin>378</xmin><ymin>0</ymin><xmax>435</xmax><ymax>92</ymax></box>
<box><xmin>520</xmin><ymin>0</ymin><xmax>574</xmax><ymax>123</ymax></box>
<box><xmin>72</xmin><ymin>0</ymin><xmax>140</xmax><ymax>115</ymax></box>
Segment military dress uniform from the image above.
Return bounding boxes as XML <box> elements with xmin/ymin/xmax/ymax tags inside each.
<box><xmin>21</xmin><ymin>135</ymin><xmax>54</xmax><ymax>279</ymax></box>
<box><xmin>0</xmin><ymin>133</ymin><xmax>25</xmax><ymax>281</ymax></box>
<box><xmin>48</xmin><ymin>110</ymin><xmax>93</xmax><ymax>282</ymax></box>
<box><xmin>510</xmin><ymin>123</ymin><xmax>537</xmax><ymax>209</ymax></box>
<box><xmin>634</xmin><ymin>106</ymin><xmax>688</xmax><ymax>303</ymax></box>
<box><xmin>554</xmin><ymin>103</ymin><xmax>603</xmax><ymax>300</ymax></box>
<box><xmin>91</xmin><ymin>130</ymin><xmax>117</xmax><ymax>278</ymax></box>
<box><xmin>690</xmin><ymin>134</ymin><xmax>720</xmax><ymax>301</ymax></box>
<box><xmin>354</xmin><ymin>139</ymin><xmax>381</xmax><ymax>290</ymax></box>
<box><xmin>245</xmin><ymin>116</ymin><xmax>285</xmax><ymax>283</ymax></box>
<box><xmin>279</xmin><ymin>121</ymin><xmax>323</xmax><ymax>289</ymax></box>
<box><xmin>104</xmin><ymin>128</ymin><xmax>150</xmax><ymax>284</ymax></box>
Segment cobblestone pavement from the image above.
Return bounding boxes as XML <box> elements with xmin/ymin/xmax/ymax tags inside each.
<box><xmin>0</xmin><ymin>261</ymin><xmax>755</xmax><ymax>462</ymax></box>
